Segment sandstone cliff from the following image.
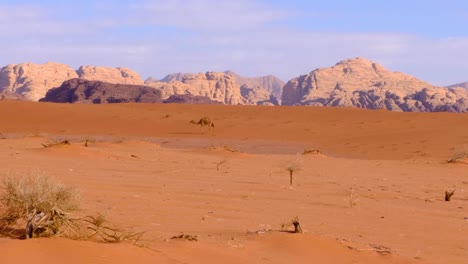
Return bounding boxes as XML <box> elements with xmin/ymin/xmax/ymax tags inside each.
<box><xmin>163</xmin><ymin>94</ymin><xmax>221</xmax><ymax>104</ymax></box>
<box><xmin>0</xmin><ymin>62</ymin><xmax>78</xmax><ymax>101</ymax></box>
<box><xmin>281</xmin><ymin>57</ymin><xmax>468</xmax><ymax>112</ymax></box>
<box><xmin>146</xmin><ymin>71</ymin><xmax>279</xmax><ymax>105</ymax></box>
<box><xmin>39</xmin><ymin>79</ymin><xmax>162</xmax><ymax>104</ymax></box>
<box><xmin>77</xmin><ymin>66</ymin><xmax>144</xmax><ymax>85</ymax></box>
<box><xmin>0</xmin><ymin>63</ymin><xmax>145</xmax><ymax>101</ymax></box>
<box><xmin>224</xmin><ymin>70</ymin><xmax>284</xmax><ymax>101</ymax></box>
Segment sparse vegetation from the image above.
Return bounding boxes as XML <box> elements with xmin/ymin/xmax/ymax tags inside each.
<box><xmin>0</xmin><ymin>174</ymin><xmax>80</xmax><ymax>238</ymax></box>
<box><xmin>281</xmin><ymin>216</ymin><xmax>302</xmax><ymax>233</ymax></box>
<box><xmin>349</xmin><ymin>186</ymin><xmax>358</xmax><ymax>208</ymax></box>
<box><xmin>445</xmin><ymin>190</ymin><xmax>455</xmax><ymax>201</ymax></box>
<box><xmin>447</xmin><ymin>151</ymin><xmax>468</xmax><ymax>164</ymax></box>
<box><xmin>78</xmin><ymin>214</ymin><xmax>144</xmax><ymax>244</ymax></box>
<box><xmin>286</xmin><ymin>156</ymin><xmax>302</xmax><ymax>185</ymax></box>
<box><xmin>171</xmin><ymin>233</ymin><xmax>198</xmax><ymax>241</ymax></box>
<box><xmin>41</xmin><ymin>140</ymin><xmax>71</xmax><ymax>148</ymax></box>
<box><xmin>0</xmin><ymin>174</ymin><xmax>143</xmax><ymax>243</ymax></box>
<box><xmin>216</xmin><ymin>159</ymin><xmax>227</xmax><ymax>171</ymax></box>
<box><xmin>303</xmin><ymin>149</ymin><xmax>322</xmax><ymax>155</ymax></box>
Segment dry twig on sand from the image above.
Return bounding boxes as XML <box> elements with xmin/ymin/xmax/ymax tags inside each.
<box><xmin>281</xmin><ymin>216</ymin><xmax>303</xmax><ymax>233</ymax></box>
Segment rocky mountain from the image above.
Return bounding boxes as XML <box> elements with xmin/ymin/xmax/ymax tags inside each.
<box><xmin>39</xmin><ymin>78</ymin><xmax>162</xmax><ymax>104</ymax></box>
<box><xmin>159</xmin><ymin>73</ymin><xmax>188</xmax><ymax>82</ymax></box>
<box><xmin>0</xmin><ymin>62</ymin><xmax>145</xmax><ymax>101</ymax></box>
<box><xmin>0</xmin><ymin>62</ymin><xmax>78</xmax><ymax>101</ymax></box>
<box><xmin>146</xmin><ymin>71</ymin><xmax>279</xmax><ymax>105</ymax></box>
<box><xmin>163</xmin><ymin>94</ymin><xmax>221</xmax><ymax>104</ymax></box>
<box><xmin>282</xmin><ymin>57</ymin><xmax>468</xmax><ymax>112</ymax></box>
<box><xmin>77</xmin><ymin>66</ymin><xmax>143</xmax><ymax>85</ymax></box>
<box><xmin>447</xmin><ymin>82</ymin><xmax>468</xmax><ymax>90</ymax></box>
<box><xmin>224</xmin><ymin>70</ymin><xmax>284</xmax><ymax>101</ymax></box>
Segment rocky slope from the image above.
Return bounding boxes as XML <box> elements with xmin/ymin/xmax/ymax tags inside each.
<box><xmin>146</xmin><ymin>71</ymin><xmax>279</xmax><ymax>105</ymax></box>
<box><xmin>282</xmin><ymin>57</ymin><xmax>468</xmax><ymax>112</ymax></box>
<box><xmin>0</xmin><ymin>62</ymin><xmax>78</xmax><ymax>101</ymax></box>
<box><xmin>77</xmin><ymin>66</ymin><xmax>143</xmax><ymax>85</ymax></box>
<box><xmin>163</xmin><ymin>94</ymin><xmax>221</xmax><ymax>104</ymax></box>
<box><xmin>224</xmin><ymin>70</ymin><xmax>284</xmax><ymax>101</ymax></box>
<box><xmin>39</xmin><ymin>79</ymin><xmax>162</xmax><ymax>104</ymax></box>
<box><xmin>0</xmin><ymin>63</ymin><xmax>145</xmax><ymax>101</ymax></box>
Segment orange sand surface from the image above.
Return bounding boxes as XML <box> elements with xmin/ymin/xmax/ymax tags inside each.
<box><xmin>0</xmin><ymin>100</ymin><xmax>466</xmax><ymax>264</ymax></box>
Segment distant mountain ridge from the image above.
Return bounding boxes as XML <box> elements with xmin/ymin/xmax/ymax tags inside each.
<box><xmin>145</xmin><ymin>71</ymin><xmax>280</xmax><ymax>105</ymax></box>
<box><xmin>0</xmin><ymin>59</ymin><xmax>467</xmax><ymax>112</ymax></box>
<box><xmin>282</xmin><ymin>57</ymin><xmax>468</xmax><ymax>112</ymax></box>
<box><xmin>447</xmin><ymin>82</ymin><xmax>468</xmax><ymax>90</ymax></box>
<box><xmin>0</xmin><ymin>62</ymin><xmax>143</xmax><ymax>101</ymax></box>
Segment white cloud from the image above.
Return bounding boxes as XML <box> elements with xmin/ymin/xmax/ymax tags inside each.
<box><xmin>127</xmin><ymin>0</ymin><xmax>287</xmax><ymax>31</ymax></box>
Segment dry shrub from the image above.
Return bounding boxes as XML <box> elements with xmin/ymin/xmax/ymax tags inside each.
<box><xmin>445</xmin><ymin>190</ymin><xmax>455</xmax><ymax>201</ymax></box>
<box><xmin>0</xmin><ymin>174</ymin><xmax>143</xmax><ymax>244</ymax></box>
<box><xmin>281</xmin><ymin>216</ymin><xmax>302</xmax><ymax>233</ymax></box>
<box><xmin>447</xmin><ymin>151</ymin><xmax>468</xmax><ymax>164</ymax></box>
<box><xmin>286</xmin><ymin>155</ymin><xmax>303</xmax><ymax>185</ymax></box>
<box><xmin>69</xmin><ymin>214</ymin><xmax>144</xmax><ymax>244</ymax></box>
<box><xmin>41</xmin><ymin>140</ymin><xmax>71</xmax><ymax>148</ymax></box>
<box><xmin>303</xmin><ymin>149</ymin><xmax>322</xmax><ymax>155</ymax></box>
<box><xmin>0</xmin><ymin>174</ymin><xmax>80</xmax><ymax>238</ymax></box>
<box><xmin>171</xmin><ymin>233</ymin><xmax>198</xmax><ymax>241</ymax></box>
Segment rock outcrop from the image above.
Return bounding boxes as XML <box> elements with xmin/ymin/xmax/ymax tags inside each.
<box><xmin>224</xmin><ymin>70</ymin><xmax>284</xmax><ymax>101</ymax></box>
<box><xmin>163</xmin><ymin>94</ymin><xmax>221</xmax><ymax>104</ymax></box>
<box><xmin>77</xmin><ymin>66</ymin><xmax>144</xmax><ymax>85</ymax></box>
<box><xmin>0</xmin><ymin>62</ymin><xmax>78</xmax><ymax>101</ymax></box>
<box><xmin>281</xmin><ymin>57</ymin><xmax>468</xmax><ymax>112</ymax></box>
<box><xmin>39</xmin><ymin>78</ymin><xmax>162</xmax><ymax>104</ymax></box>
<box><xmin>146</xmin><ymin>71</ymin><xmax>280</xmax><ymax>105</ymax></box>
<box><xmin>146</xmin><ymin>72</ymin><xmax>244</xmax><ymax>104</ymax></box>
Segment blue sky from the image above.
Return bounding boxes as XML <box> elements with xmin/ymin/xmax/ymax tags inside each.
<box><xmin>1</xmin><ymin>0</ymin><xmax>468</xmax><ymax>85</ymax></box>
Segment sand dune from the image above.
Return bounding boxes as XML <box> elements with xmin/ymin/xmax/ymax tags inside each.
<box><xmin>0</xmin><ymin>100</ymin><xmax>466</xmax><ymax>263</ymax></box>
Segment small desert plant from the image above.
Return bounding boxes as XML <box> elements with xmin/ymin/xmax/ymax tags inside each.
<box><xmin>171</xmin><ymin>233</ymin><xmax>198</xmax><ymax>241</ymax></box>
<box><xmin>302</xmin><ymin>149</ymin><xmax>322</xmax><ymax>155</ymax></box>
<box><xmin>79</xmin><ymin>214</ymin><xmax>144</xmax><ymax>244</ymax></box>
<box><xmin>281</xmin><ymin>216</ymin><xmax>302</xmax><ymax>233</ymax></box>
<box><xmin>445</xmin><ymin>190</ymin><xmax>455</xmax><ymax>201</ymax></box>
<box><xmin>447</xmin><ymin>151</ymin><xmax>468</xmax><ymax>163</ymax></box>
<box><xmin>216</xmin><ymin>159</ymin><xmax>227</xmax><ymax>171</ymax></box>
<box><xmin>286</xmin><ymin>156</ymin><xmax>303</xmax><ymax>185</ymax></box>
<box><xmin>349</xmin><ymin>186</ymin><xmax>358</xmax><ymax>208</ymax></box>
<box><xmin>0</xmin><ymin>174</ymin><xmax>80</xmax><ymax>238</ymax></box>
<box><xmin>0</xmin><ymin>174</ymin><xmax>144</xmax><ymax>244</ymax></box>
<box><xmin>41</xmin><ymin>140</ymin><xmax>71</xmax><ymax>148</ymax></box>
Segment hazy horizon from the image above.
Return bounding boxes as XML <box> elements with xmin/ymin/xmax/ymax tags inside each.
<box><xmin>1</xmin><ymin>0</ymin><xmax>468</xmax><ymax>85</ymax></box>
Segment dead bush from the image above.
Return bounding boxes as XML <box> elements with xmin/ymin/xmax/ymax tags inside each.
<box><xmin>0</xmin><ymin>174</ymin><xmax>80</xmax><ymax>238</ymax></box>
<box><xmin>286</xmin><ymin>156</ymin><xmax>303</xmax><ymax>185</ymax></box>
<box><xmin>447</xmin><ymin>151</ymin><xmax>468</xmax><ymax>164</ymax></box>
<box><xmin>445</xmin><ymin>190</ymin><xmax>455</xmax><ymax>201</ymax></box>
<box><xmin>0</xmin><ymin>174</ymin><xmax>143</xmax><ymax>244</ymax></box>
<box><xmin>281</xmin><ymin>216</ymin><xmax>303</xmax><ymax>233</ymax></box>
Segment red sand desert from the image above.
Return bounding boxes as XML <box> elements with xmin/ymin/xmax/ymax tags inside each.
<box><xmin>0</xmin><ymin>100</ymin><xmax>467</xmax><ymax>264</ymax></box>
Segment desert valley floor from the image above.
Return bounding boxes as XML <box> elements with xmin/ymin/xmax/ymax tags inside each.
<box><xmin>0</xmin><ymin>100</ymin><xmax>466</xmax><ymax>264</ymax></box>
